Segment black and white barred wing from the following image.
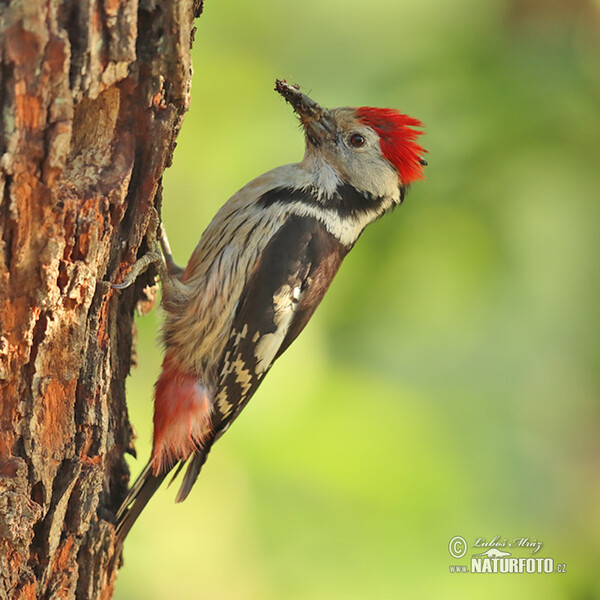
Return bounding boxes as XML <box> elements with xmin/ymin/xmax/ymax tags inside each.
<box><xmin>175</xmin><ymin>215</ymin><xmax>347</xmax><ymax>502</ymax></box>
<box><xmin>212</xmin><ymin>215</ymin><xmax>349</xmax><ymax>430</ymax></box>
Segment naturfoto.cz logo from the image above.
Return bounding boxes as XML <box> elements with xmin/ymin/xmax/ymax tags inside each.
<box><xmin>448</xmin><ymin>535</ymin><xmax>567</xmax><ymax>574</ymax></box>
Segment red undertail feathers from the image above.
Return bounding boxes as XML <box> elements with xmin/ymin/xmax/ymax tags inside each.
<box><xmin>152</xmin><ymin>354</ymin><xmax>213</xmax><ymax>474</ymax></box>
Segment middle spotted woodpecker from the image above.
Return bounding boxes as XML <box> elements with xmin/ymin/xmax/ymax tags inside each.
<box><xmin>115</xmin><ymin>80</ymin><xmax>427</xmax><ymax>542</ymax></box>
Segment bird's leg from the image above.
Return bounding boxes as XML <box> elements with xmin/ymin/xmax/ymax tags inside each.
<box><xmin>158</xmin><ymin>221</ymin><xmax>185</xmax><ymax>280</ymax></box>
<box><xmin>112</xmin><ymin>208</ymin><xmax>182</xmax><ymax>290</ymax></box>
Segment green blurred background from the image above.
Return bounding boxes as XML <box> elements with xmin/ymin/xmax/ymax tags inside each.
<box><xmin>116</xmin><ymin>0</ymin><xmax>600</xmax><ymax>597</ymax></box>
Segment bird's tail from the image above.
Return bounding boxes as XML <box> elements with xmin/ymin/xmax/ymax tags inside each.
<box><xmin>175</xmin><ymin>447</ymin><xmax>211</xmax><ymax>503</ymax></box>
<box><xmin>113</xmin><ymin>355</ymin><xmax>216</xmax><ymax>548</ymax></box>
<box><xmin>114</xmin><ymin>444</ymin><xmax>213</xmax><ymax>549</ymax></box>
<box><xmin>114</xmin><ymin>461</ymin><xmax>167</xmax><ymax>548</ymax></box>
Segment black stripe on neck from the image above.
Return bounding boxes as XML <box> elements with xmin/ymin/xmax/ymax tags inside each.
<box><xmin>258</xmin><ymin>184</ymin><xmax>389</xmax><ymax>219</ymax></box>
<box><xmin>400</xmin><ymin>185</ymin><xmax>408</xmax><ymax>204</ymax></box>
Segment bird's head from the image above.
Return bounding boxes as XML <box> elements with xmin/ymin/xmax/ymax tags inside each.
<box><xmin>275</xmin><ymin>79</ymin><xmax>426</xmax><ymax>204</ymax></box>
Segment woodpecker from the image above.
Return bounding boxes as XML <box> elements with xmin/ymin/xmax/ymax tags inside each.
<box><xmin>114</xmin><ymin>80</ymin><xmax>426</xmax><ymax>543</ymax></box>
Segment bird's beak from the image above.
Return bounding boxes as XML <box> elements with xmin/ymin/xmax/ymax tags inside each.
<box><xmin>275</xmin><ymin>79</ymin><xmax>335</xmax><ymax>146</ymax></box>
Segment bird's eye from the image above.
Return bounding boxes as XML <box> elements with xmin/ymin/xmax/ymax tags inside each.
<box><xmin>349</xmin><ymin>133</ymin><xmax>366</xmax><ymax>148</ymax></box>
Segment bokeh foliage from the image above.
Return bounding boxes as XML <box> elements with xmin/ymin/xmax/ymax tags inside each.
<box><xmin>116</xmin><ymin>0</ymin><xmax>600</xmax><ymax>597</ymax></box>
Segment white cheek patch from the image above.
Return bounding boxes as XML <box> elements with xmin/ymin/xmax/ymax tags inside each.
<box><xmin>254</xmin><ymin>283</ymin><xmax>299</xmax><ymax>374</ymax></box>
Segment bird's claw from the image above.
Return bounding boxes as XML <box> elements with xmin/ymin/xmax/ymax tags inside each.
<box><xmin>111</xmin><ymin>208</ymin><xmax>175</xmax><ymax>290</ymax></box>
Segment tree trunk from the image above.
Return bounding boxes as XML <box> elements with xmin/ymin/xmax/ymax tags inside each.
<box><xmin>0</xmin><ymin>1</ymin><xmax>202</xmax><ymax>598</ymax></box>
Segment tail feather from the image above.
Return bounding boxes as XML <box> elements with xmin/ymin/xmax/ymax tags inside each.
<box><xmin>115</xmin><ymin>445</ymin><xmax>213</xmax><ymax>546</ymax></box>
<box><xmin>166</xmin><ymin>460</ymin><xmax>187</xmax><ymax>488</ymax></box>
<box><xmin>115</xmin><ymin>462</ymin><xmax>167</xmax><ymax>548</ymax></box>
<box><xmin>115</xmin><ymin>461</ymin><xmax>154</xmax><ymax>523</ymax></box>
<box><xmin>175</xmin><ymin>449</ymin><xmax>211</xmax><ymax>503</ymax></box>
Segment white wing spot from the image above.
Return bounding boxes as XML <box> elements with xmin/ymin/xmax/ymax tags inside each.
<box><xmin>232</xmin><ymin>354</ymin><xmax>253</xmax><ymax>396</ymax></box>
<box><xmin>291</xmin><ymin>285</ymin><xmax>302</xmax><ymax>309</ymax></box>
<box><xmin>220</xmin><ymin>351</ymin><xmax>233</xmax><ymax>377</ymax></box>
<box><xmin>216</xmin><ymin>387</ymin><xmax>233</xmax><ymax>416</ymax></box>
<box><xmin>254</xmin><ymin>283</ymin><xmax>296</xmax><ymax>374</ymax></box>
<box><xmin>234</xmin><ymin>324</ymin><xmax>249</xmax><ymax>345</ymax></box>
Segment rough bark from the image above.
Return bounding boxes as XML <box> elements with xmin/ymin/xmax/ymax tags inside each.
<box><xmin>0</xmin><ymin>1</ymin><xmax>203</xmax><ymax>598</ymax></box>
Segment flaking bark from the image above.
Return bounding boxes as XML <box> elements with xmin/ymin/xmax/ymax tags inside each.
<box><xmin>0</xmin><ymin>1</ymin><xmax>203</xmax><ymax>598</ymax></box>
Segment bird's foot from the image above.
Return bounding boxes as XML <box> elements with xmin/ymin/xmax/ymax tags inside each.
<box><xmin>112</xmin><ymin>208</ymin><xmax>182</xmax><ymax>290</ymax></box>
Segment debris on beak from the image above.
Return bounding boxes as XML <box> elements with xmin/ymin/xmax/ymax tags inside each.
<box><xmin>275</xmin><ymin>79</ymin><xmax>334</xmax><ymax>145</ymax></box>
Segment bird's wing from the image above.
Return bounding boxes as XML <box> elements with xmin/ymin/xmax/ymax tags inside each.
<box><xmin>214</xmin><ymin>214</ymin><xmax>348</xmax><ymax>425</ymax></box>
<box><xmin>175</xmin><ymin>214</ymin><xmax>347</xmax><ymax>500</ymax></box>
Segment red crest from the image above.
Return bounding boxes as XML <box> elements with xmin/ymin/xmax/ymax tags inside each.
<box><xmin>357</xmin><ymin>107</ymin><xmax>426</xmax><ymax>185</ymax></box>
